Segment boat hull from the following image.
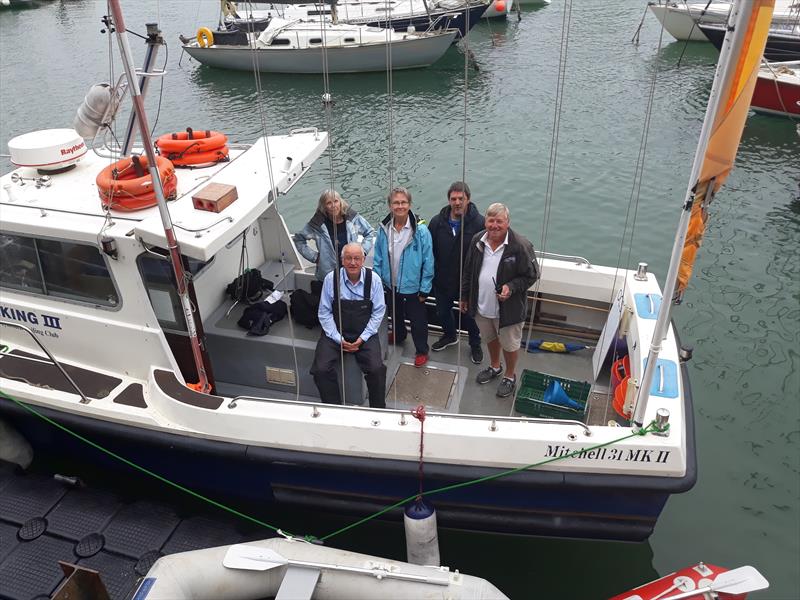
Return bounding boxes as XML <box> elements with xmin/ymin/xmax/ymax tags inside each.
<box><xmin>752</xmin><ymin>64</ymin><xmax>800</xmax><ymax>116</ymax></box>
<box><xmin>351</xmin><ymin>3</ymin><xmax>489</xmax><ymax>39</ymax></box>
<box><xmin>0</xmin><ymin>358</ymin><xmax>696</xmax><ymax>541</ymax></box>
<box><xmin>700</xmin><ymin>24</ymin><xmax>800</xmax><ymax>62</ymax></box>
<box><xmin>648</xmin><ymin>4</ymin><xmax>715</xmax><ymax>42</ymax></box>
<box><xmin>183</xmin><ymin>34</ymin><xmax>455</xmax><ymax>73</ymax></box>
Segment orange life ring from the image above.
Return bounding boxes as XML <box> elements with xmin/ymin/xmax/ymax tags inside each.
<box><xmin>168</xmin><ymin>146</ymin><xmax>230</xmax><ymax>167</ymax></box>
<box><xmin>612</xmin><ymin>376</ymin><xmax>631</xmax><ymax>419</ymax></box>
<box><xmin>155</xmin><ymin>129</ymin><xmax>228</xmax><ymax>155</ymax></box>
<box><xmin>96</xmin><ymin>155</ymin><xmax>177</xmax><ymax>212</ymax></box>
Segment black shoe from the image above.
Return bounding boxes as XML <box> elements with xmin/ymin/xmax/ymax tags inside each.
<box><xmin>496</xmin><ymin>375</ymin><xmax>517</xmax><ymax>398</ymax></box>
<box><xmin>432</xmin><ymin>336</ymin><xmax>458</xmax><ymax>352</ymax></box>
<box><xmin>470</xmin><ymin>345</ymin><xmax>483</xmax><ymax>364</ymax></box>
<box><xmin>476</xmin><ymin>365</ymin><xmax>503</xmax><ymax>384</ymax></box>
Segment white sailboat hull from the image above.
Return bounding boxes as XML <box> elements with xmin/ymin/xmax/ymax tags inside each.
<box><xmin>183</xmin><ymin>32</ymin><xmax>456</xmax><ymax>74</ymax></box>
<box><xmin>649</xmin><ymin>1</ymin><xmax>800</xmax><ymax>42</ymax></box>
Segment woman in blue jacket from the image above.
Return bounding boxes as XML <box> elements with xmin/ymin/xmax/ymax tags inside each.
<box><xmin>373</xmin><ymin>187</ymin><xmax>434</xmax><ymax>367</ymax></box>
<box><xmin>293</xmin><ymin>190</ymin><xmax>375</xmax><ymax>281</ymax></box>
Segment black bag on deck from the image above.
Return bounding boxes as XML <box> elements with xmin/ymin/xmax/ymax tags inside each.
<box><xmin>237</xmin><ymin>299</ymin><xmax>288</xmax><ymax>336</ymax></box>
<box><xmin>290</xmin><ymin>280</ymin><xmax>323</xmax><ymax>329</ymax></box>
<box><xmin>225</xmin><ymin>269</ymin><xmax>274</xmax><ymax>304</ymax></box>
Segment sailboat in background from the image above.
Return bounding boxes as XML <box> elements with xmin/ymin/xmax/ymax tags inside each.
<box><xmin>647</xmin><ymin>0</ymin><xmax>798</xmax><ymax>41</ymax></box>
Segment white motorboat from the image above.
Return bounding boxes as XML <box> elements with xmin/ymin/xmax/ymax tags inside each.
<box><xmin>137</xmin><ymin>537</ymin><xmax>507</xmax><ymax>599</ymax></box>
<box><xmin>0</xmin><ymin>2</ymin><xmax>773</xmax><ymax>544</ymax></box>
<box><xmin>182</xmin><ymin>17</ymin><xmax>457</xmax><ymax>73</ymax></box>
<box><xmin>647</xmin><ymin>0</ymin><xmax>799</xmax><ymax>42</ymax></box>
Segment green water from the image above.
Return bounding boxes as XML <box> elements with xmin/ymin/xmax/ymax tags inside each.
<box><xmin>1</xmin><ymin>1</ymin><xmax>798</xmax><ymax>598</ymax></box>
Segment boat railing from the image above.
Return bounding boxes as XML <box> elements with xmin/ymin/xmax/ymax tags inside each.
<box><xmin>227</xmin><ymin>394</ymin><xmax>592</xmax><ymax>436</ymax></box>
<box><xmin>0</xmin><ymin>321</ymin><xmax>91</xmax><ymax>404</ymax></box>
<box><xmin>535</xmin><ymin>251</ymin><xmax>592</xmax><ymax>267</ymax></box>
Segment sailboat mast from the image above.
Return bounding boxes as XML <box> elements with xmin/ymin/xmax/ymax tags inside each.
<box><xmin>107</xmin><ymin>0</ymin><xmax>211</xmax><ymax>393</ymax></box>
<box><xmin>631</xmin><ymin>0</ymin><xmax>774</xmax><ymax>430</ymax></box>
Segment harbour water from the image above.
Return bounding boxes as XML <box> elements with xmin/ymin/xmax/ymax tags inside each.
<box><xmin>1</xmin><ymin>1</ymin><xmax>798</xmax><ymax>598</ymax></box>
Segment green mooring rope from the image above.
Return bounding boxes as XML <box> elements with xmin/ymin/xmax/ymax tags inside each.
<box><xmin>0</xmin><ymin>391</ymin><xmax>665</xmax><ymax>543</ymax></box>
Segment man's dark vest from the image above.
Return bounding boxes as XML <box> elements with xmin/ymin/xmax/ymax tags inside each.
<box><xmin>332</xmin><ymin>268</ymin><xmax>374</xmax><ymax>343</ymax></box>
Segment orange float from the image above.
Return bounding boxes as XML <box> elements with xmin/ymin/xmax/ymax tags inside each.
<box><xmin>155</xmin><ymin>128</ymin><xmax>229</xmax><ymax>167</ymax></box>
<box><xmin>96</xmin><ymin>154</ymin><xmax>177</xmax><ymax>212</ymax></box>
<box><xmin>613</xmin><ymin>376</ymin><xmax>631</xmax><ymax>419</ymax></box>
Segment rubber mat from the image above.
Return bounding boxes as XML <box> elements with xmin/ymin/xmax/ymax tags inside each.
<box><xmin>46</xmin><ymin>488</ymin><xmax>121</xmax><ymax>541</ymax></box>
<box><xmin>78</xmin><ymin>551</ymin><xmax>139</xmax><ymax>600</ymax></box>
<box><xmin>102</xmin><ymin>501</ymin><xmax>179</xmax><ymax>558</ymax></box>
<box><xmin>0</xmin><ymin>535</ymin><xmax>74</xmax><ymax>600</ymax></box>
<box><xmin>0</xmin><ymin>473</ymin><xmax>65</xmax><ymax>524</ymax></box>
<box><xmin>161</xmin><ymin>515</ymin><xmax>244</xmax><ymax>555</ymax></box>
<box><xmin>0</xmin><ymin>464</ymin><xmax>261</xmax><ymax>600</ymax></box>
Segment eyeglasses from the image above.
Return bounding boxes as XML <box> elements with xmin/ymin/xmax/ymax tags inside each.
<box><xmin>391</xmin><ymin>200</ymin><xmax>410</xmax><ymax>207</ymax></box>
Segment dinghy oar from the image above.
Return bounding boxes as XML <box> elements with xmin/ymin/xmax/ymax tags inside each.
<box><xmin>222</xmin><ymin>544</ymin><xmax>452</xmax><ymax>585</ymax></box>
<box><xmin>660</xmin><ymin>566</ymin><xmax>768</xmax><ymax>600</ymax></box>
<box><xmin>223</xmin><ymin>545</ymin><xmax>288</xmax><ymax>571</ymax></box>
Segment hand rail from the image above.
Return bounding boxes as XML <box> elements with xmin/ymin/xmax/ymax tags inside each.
<box><xmin>227</xmin><ymin>394</ymin><xmax>592</xmax><ymax>436</ymax></box>
<box><xmin>0</xmin><ymin>321</ymin><xmax>91</xmax><ymax>404</ymax></box>
<box><xmin>535</xmin><ymin>251</ymin><xmax>592</xmax><ymax>267</ymax></box>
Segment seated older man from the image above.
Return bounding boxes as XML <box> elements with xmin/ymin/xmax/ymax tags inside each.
<box><xmin>310</xmin><ymin>242</ymin><xmax>387</xmax><ymax>408</ymax></box>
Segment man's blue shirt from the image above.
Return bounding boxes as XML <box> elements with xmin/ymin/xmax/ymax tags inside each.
<box><xmin>319</xmin><ymin>267</ymin><xmax>385</xmax><ymax>345</ymax></box>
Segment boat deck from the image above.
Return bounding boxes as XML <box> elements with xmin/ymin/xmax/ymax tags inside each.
<box><xmin>0</xmin><ymin>460</ymin><xmax>260</xmax><ymax>600</ymax></box>
<box><xmin>208</xmin><ymin>293</ymin><xmax>621</xmax><ymax>427</ymax></box>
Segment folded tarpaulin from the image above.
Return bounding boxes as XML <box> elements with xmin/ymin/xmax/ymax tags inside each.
<box><xmin>543</xmin><ymin>379</ymin><xmax>582</xmax><ymax>410</ymax></box>
<box><xmin>524</xmin><ymin>339</ymin><xmax>590</xmax><ymax>353</ymax></box>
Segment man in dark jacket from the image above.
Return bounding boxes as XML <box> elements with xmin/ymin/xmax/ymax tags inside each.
<box><xmin>429</xmin><ymin>182</ymin><xmax>485</xmax><ymax>364</ymax></box>
<box><xmin>460</xmin><ymin>203</ymin><xmax>539</xmax><ymax>398</ymax></box>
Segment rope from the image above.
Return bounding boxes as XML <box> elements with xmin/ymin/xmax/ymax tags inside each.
<box><xmin>0</xmin><ymin>390</ymin><xmax>666</xmax><ymax>545</ymax></box>
<box><xmin>411</xmin><ymin>404</ymin><xmax>426</xmax><ymax>499</ymax></box>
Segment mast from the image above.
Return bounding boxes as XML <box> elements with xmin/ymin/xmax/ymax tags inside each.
<box><xmin>107</xmin><ymin>0</ymin><xmax>211</xmax><ymax>393</ymax></box>
<box><xmin>631</xmin><ymin>0</ymin><xmax>774</xmax><ymax>430</ymax></box>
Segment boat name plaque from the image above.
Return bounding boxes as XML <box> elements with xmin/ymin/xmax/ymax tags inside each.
<box><xmin>0</xmin><ymin>305</ymin><xmax>62</xmax><ymax>337</ymax></box>
<box><xmin>546</xmin><ymin>445</ymin><xmax>671</xmax><ymax>464</ymax></box>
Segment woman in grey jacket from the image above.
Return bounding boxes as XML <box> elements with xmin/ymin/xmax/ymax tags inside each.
<box><xmin>293</xmin><ymin>190</ymin><xmax>375</xmax><ymax>281</ymax></box>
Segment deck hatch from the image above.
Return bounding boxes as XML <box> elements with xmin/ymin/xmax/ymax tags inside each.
<box><xmin>386</xmin><ymin>363</ymin><xmax>456</xmax><ymax>410</ymax></box>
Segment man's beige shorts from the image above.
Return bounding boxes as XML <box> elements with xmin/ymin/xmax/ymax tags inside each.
<box><xmin>475</xmin><ymin>315</ymin><xmax>523</xmax><ymax>353</ymax></box>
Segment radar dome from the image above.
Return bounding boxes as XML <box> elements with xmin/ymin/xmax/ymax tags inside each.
<box><xmin>8</xmin><ymin>129</ymin><xmax>87</xmax><ymax>172</ymax></box>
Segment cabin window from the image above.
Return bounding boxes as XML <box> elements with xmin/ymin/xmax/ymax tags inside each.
<box><xmin>270</xmin><ymin>38</ymin><xmax>291</xmax><ymax>46</ymax></box>
<box><xmin>308</xmin><ymin>9</ymin><xmax>331</xmax><ymax>15</ymax></box>
<box><xmin>137</xmin><ymin>253</ymin><xmax>208</xmax><ymax>333</ymax></box>
<box><xmin>0</xmin><ymin>234</ymin><xmax>44</xmax><ymax>293</ymax></box>
<box><xmin>310</xmin><ymin>37</ymin><xmax>322</xmax><ymax>44</ymax></box>
<box><xmin>0</xmin><ymin>234</ymin><xmax>118</xmax><ymax>306</ymax></box>
<box><xmin>344</xmin><ymin>37</ymin><xmax>356</xmax><ymax>42</ymax></box>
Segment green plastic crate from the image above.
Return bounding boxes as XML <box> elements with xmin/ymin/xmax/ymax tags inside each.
<box><xmin>514</xmin><ymin>370</ymin><xmax>591</xmax><ymax>421</ymax></box>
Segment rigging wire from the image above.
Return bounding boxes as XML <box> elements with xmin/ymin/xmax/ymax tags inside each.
<box><xmin>597</xmin><ymin>13</ymin><xmax>668</xmax><ymax>415</ymax></box>
<box><xmin>383</xmin><ymin>0</ymin><xmax>400</xmax><ymax>409</ymax></box>
<box><xmin>522</xmin><ymin>0</ymin><xmax>572</xmax><ymax>364</ymax></box>
<box><xmin>242</xmin><ymin>1</ymin><xmax>303</xmax><ymax>401</ymax></box>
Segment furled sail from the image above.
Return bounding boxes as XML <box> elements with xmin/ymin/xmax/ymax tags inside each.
<box><xmin>676</xmin><ymin>0</ymin><xmax>775</xmax><ymax>302</ymax></box>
